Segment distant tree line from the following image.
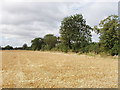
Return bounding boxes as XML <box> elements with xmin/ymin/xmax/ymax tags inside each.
<box><xmin>1</xmin><ymin>44</ymin><xmax>31</xmax><ymax>50</ymax></box>
<box><xmin>1</xmin><ymin>14</ymin><xmax>119</xmax><ymax>56</ymax></box>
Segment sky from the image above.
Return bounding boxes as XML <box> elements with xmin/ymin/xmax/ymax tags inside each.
<box><xmin>0</xmin><ymin>0</ymin><xmax>119</xmax><ymax>47</ymax></box>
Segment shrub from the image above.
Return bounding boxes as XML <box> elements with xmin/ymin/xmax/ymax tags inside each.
<box><xmin>41</xmin><ymin>45</ymin><xmax>51</xmax><ymax>51</ymax></box>
<box><xmin>55</xmin><ymin>43</ymin><xmax>69</xmax><ymax>53</ymax></box>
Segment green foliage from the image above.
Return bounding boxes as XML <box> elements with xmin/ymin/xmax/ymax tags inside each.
<box><xmin>60</xmin><ymin>14</ymin><xmax>92</xmax><ymax>52</ymax></box>
<box><xmin>31</xmin><ymin>38</ymin><xmax>44</xmax><ymax>50</ymax></box>
<box><xmin>14</xmin><ymin>47</ymin><xmax>23</xmax><ymax>50</ymax></box>
<box><xmin>4</xmin><ymin>45</ymin><xmax>13</xmax><ymax>50</ymax></box>
<box><xmin>55</xmin><ymin>43</ymin><xmax>69</xmax><ymax>53</ymax></box>
<box><xmin>94</xmin><ymin>15</ymin><xmax>119</xmax><ymax>56</ymax></box>
<box><xmin>109</xmin><ymin>41</ymin><xmax>119</xmax><ymax>56</ymax></box>
<box><xmin>22</xmin><ymin>43</ymin><xmax>28</xmax><ymax>50</ymax></box>
<box><xmin>61</xmin><ymin>45</ymin><xmax>69</xmax><ymax>53</ymax></box>
<box><xmin>88</xmin><ymin>43</ymin><xmax>101</xmax><ymax>54</ymax></box>
<box><xmin>41</xmin><ymin>45</ymin><xmax>51</xmax><ymax>51</ymax></box>
<box><xmin>44</xmin><ymin>34</ymin><xmax>57</xmax><ymax>50</ymax></box>
<box><xmin>26</xmin><ymin>46</ymin><xmax>32</xmax><ymax>50</ymax></box>
<box><xmin>77</xmin><ymin>42</ymin><xmax>101</xmax><ymax>54</ymax></box>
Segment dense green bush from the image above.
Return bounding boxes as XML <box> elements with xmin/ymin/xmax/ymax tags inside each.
<box><xmin>94</xmin><ymin>15</ymin><xmax>119</xmax><ymax>56</ymax></box>
<box><xmin>44</xmin><ymin>34</ymin><xmax>57</xmax><ymax>50</ymax></box>
<box><xmin>31</xmin><ymin>38</ymin><xmax>44</xmax><ymax>51</ymax></box>
<box><xmin>42</xmin><ymin>45</ymin><xmax>51</xmax><ymax>51</ymax></box>
<box><xmin>4</xmin><ymin>45</ymin><xmax>13</xmax><ymax>50</ymax></box>
<box><xmin>55</xmin><ymin>43</ymin><xmax>69</xmax><ymax>53</ymax></box>
<box><xmin>22</xmin><ymin>43</ymin><xmax>28</xmax><ymax>50</ymax></box>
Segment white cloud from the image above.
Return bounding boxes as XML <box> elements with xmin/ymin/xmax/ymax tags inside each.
<box><xmin>2</xmin><ymin>0</ymin><xmax>120</xmax><ymax>2</ymax></box>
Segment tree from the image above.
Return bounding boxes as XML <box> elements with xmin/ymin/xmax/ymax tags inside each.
<box><xmin>44</xmin><ymin>34</ymin><xmax>57</xmax><ymax>50</ymax></box>
<box><xmin>94</xmin><ymin>15</ymin><xmax>119</xmax><ymax>55</ymax></box>
<box><xmin>14</xmin><ymin>47</ymin><xmax>23</xmax><ymax>50</ymax></box>
<box><xmin>85</xmin><ymin>42</ymin><xmax>101</xmax><ymax>54</ymax></box>
<box><xmin>4</xmin><ymin>45</ymin><xmax>13</xmax><ymax>50</ymax></box>
<box><xmin>60</xmin><ymin>14</ymin><xmax>92</xmax><ymax>52</ymax></box>
<box><xmin>22</xmin><ymin>43</ymin><xmax>28</xmax><ymax>50</ymax></box>
<box><xmin>31</xmin><ymin>38</ymin><xmax>44</xmax><ymax>50</ymax></box>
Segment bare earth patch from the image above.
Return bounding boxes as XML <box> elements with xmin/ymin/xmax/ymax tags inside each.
<box><xmin>1</xmin><ymin>50</ymin><xmax>118</xmax><ymax>88</ymax></box>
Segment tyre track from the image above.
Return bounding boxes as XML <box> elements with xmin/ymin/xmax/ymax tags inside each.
<box><xmin>15</xmin><ymin>53</ymin><xmax>25</xmax><ymax>87</ymax></box>
<box><xmin>16</xmin><ymin>52</ymin><xmax>37</xmax><ymax>87</ymax></box>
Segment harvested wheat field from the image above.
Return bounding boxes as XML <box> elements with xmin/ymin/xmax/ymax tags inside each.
<box><xmin>1</xmin><ymin>50</ymin><xmax>118</xmax><ymax>88</ymax></box>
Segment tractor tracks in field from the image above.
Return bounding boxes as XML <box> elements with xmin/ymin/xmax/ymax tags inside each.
<box><xmin>15</xmin><ymin>53</ymin><xmax>37</xmax><ymax>87</ymax></box>
<box><xmin>15</xmin><ymin>53</ymin><xmax>25</xmax><ymax>87</ymax></box>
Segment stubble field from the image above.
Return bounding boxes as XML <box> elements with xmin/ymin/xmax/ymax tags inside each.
<box><xmin>1</xmin><ymin>50</ymin><xmax>118</xmax><ymax>88</ymax></box>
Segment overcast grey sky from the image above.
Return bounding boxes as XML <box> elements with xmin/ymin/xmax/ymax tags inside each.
<box><xmin>0</xmin><ymin>0</ymin><xmax>118</xmax><ymax>47</ymax></box>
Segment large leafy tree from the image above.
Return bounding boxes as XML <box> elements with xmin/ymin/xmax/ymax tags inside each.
<box><xmin>44</xmin><ymin>34</ymin><xmax>57</xmax><ymax>50</ymax></box>
<box><xmin>31</xmin><ymin>38</ymin><xmax>44</xmax><ymax>50</ymax></box>
<box><xmin>60</xmin><ymin>14</ymin><xmax>92</xmax><ymax>52</ymax></box>
<box><xmin>22</xmin><ymin>43</ymin><xmax>28</xmax><ymax>50</ymax></box>
<box><xmin>4</xmin><ymin>45</ymin><xmax>13</xmax><ymax>50</ymax></box>
<box><xmin>94</xmin><ymin>15</ymin><xmax>119</xmax><ymax>55</ymax></box>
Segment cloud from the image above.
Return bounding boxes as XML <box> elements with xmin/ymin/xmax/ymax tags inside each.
<box><xmin>0</xmin><ymin>1</ymin><xmax>118</xmax><ymax>47</ymax></box>
<box><xmin>2</xmin><ymin>0</ymin><xmax>119</xmax><ymax>2</ymax></box>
